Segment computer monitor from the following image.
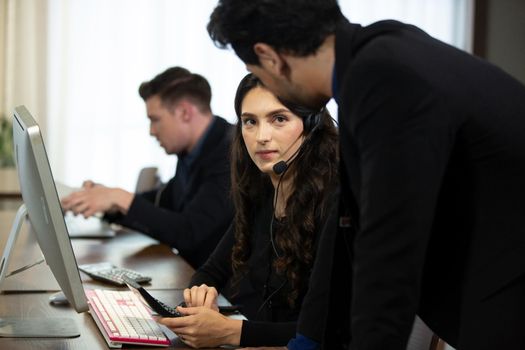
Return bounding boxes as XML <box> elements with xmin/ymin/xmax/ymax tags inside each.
<box><xmin>0</xmin><ymin>105</ymin><xmax>87</xmax><ymax>337</ymax></box>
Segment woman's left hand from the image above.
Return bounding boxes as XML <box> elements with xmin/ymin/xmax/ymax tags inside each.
<box><xmin>157</xmin><ymin>306</ymin><xmax>242</xmax><ymax>348</ymax></box>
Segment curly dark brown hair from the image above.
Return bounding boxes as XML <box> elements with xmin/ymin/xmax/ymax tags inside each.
<box><xmin>230</xmin><ymin>73</ymin><xmax>338</xmax><ymax>306</ymax></box>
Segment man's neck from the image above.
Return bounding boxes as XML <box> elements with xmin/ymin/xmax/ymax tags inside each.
<box><xmin>186</xmin><ymin>112</ymin><xmax>214</xmax><ymax>153</ymax></box>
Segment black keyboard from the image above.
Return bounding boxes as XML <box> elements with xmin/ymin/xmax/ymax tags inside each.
<box><xmin>79</xmin><ymin>262</ymin><xmax>152</xmax><ymax>286</ymax></box>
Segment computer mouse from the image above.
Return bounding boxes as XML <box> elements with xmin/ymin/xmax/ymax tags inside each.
<box><xmin>49</xmin><ymin>291</ymin><xmax>70</xmax><ymax>306</ymax></box>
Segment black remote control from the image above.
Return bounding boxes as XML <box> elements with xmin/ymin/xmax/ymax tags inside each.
<box><xmin>122</xmin><ymin>275</ymin><xmax>242</xmax><ymax>317</ymax></box>
<box><xmin>122</xmin><ymin>275</ymin><xmax>183</xmax><ymax>317</ymax></box>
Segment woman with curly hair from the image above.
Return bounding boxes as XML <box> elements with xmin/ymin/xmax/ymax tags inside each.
<box><xmin>157</xmin><ymin>73</ymin><xmax>339</xmax><ymax>348</ymax></box>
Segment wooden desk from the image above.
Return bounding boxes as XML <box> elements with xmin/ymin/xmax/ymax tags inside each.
<box><xmin>0</xmin><ymin>290</ymin><xmax>190</xmax><ymax>349</ymax></box>
<box><xmin>0</xmin><ymin>209</ymin><xmax>207</xmax><ymax>349</ymax></box>
<box><xmin>72</xmin><ymin>232</ymin><xmax>194</xmax><ymax>290</ymax></box>
<box><xmin>0</xmin><ymin>211</ymin><xmax>194</xmax><ymax>291</ymax></box>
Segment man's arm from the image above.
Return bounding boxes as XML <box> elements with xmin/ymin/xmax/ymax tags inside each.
<box><xmin>291</xmin><ymin>194</ymin><xmax>345</xmax><ymax>350</ymax></box>
<box><xmin>343</xmin><ymin>57</ymin><xmax>456</xmax><ymax>349</ymax></box>
<box><xmin>117</xmin><ymin>165</ymin><xmax>233</xmax><ymax>266</ymax></box>
<box><xmin>61</xmin><ymin>182</ymin><xmax>134</xmax><ymax>217</ymax></box>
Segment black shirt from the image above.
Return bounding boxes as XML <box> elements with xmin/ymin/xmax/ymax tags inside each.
<box><xmin>190</xmin><ymin>190</ymin><xmax>338</xmax><ymax>347</ymax></box>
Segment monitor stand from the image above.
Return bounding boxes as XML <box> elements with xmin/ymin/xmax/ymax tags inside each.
<box><xmin>0</xmin><ymin>204</ymin><xmax>80</xmax><ymax>338</ymax></box>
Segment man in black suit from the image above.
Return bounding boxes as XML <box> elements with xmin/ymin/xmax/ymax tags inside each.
<box><xmin>207</xmin><ymin>1</ymin><xmax>525</xmax><ymax>349</ymax></box>
<box><xmin>62</xmin><ymin>67</ymin><xmax>234</xmax><ymax>268</ymax></box>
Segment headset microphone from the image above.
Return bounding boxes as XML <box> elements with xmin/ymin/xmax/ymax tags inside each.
<box><xmin>272</xmin><ymin>137</ymin><xmax>303</xmax><ymax>175</ymax></box>
<box><xmin>271</xmin><ymin>124</ymin><xmax>317</xmax><ymax>175</ymax></box>
<box><xmin>272</xmin><ymin>160</ymin><xmax>288</xmax><ymax>175</ymax></box>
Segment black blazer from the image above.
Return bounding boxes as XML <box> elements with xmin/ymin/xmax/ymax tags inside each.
<box><xmin>327</xmin><ymin>19</ymin><xmax>525</xmax><ymax>349</ymax></box>
<box><xmin>107</xmin><ymin>116</ymin><xmax>234</xmax><ymax>268</ymax></box>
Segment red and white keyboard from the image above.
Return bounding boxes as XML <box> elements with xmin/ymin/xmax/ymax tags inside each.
<box><xmin>86</xmin><ymin>289</ymin><xmax>170</xmax><ymax>348</ymax></box>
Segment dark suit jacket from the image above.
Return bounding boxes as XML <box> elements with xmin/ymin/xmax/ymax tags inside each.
<box><xmin>106</xmin><ymin>116</ymin><xmax>234</xmax><ymax>268</ymax></box>
<box><xmin>327</xmin><ymin>19</ymin><xmax>525</xmax><ymax>349</ymax></box>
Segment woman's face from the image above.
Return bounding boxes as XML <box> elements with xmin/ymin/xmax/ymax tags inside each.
<box><xmin>240</xmin><ymin>86</ymin><xmax>304</xmax><ymax>176</ymax></box>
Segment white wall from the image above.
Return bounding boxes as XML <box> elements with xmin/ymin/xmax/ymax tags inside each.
<box><xmin>44</xmin><ymin>0</ymin><xmax>472</xmax><ymax>191</ymax></box>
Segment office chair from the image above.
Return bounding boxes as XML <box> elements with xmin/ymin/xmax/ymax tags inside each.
<box><xmin>134</xmin><ymin>167</ymin><xmax>161</xmax><ymax>193</ymax></box>
<box><xmin>406</xmin><ymin>316</ymin><xmax>446</xmax><ymax>350</ymax></box>
<box><xmin>432</xmin><ymin>335</ymin><xmax>447</xmax><ymax>350</ymax></box>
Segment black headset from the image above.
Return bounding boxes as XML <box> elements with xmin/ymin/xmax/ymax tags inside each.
<box><xmin>302</xmin><ymin>109</ymin><xmax>323</xmax><ymax>134</ymax></box>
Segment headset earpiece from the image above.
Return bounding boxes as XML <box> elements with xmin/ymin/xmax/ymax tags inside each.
<box><xmin>302</xmin><ymin>108</ymin><xmax>324</xmax><ymax>134</ymax></box>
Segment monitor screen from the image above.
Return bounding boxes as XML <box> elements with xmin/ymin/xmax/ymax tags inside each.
<box><xmin>10</xmin><ymin>105</ymin><xmax>88</xmax><ymax>312</ymax></box>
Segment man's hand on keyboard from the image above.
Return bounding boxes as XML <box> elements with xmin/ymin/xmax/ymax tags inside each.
<box><xmin>61</xmin><ymin>183</ymin><xmax>134</xmax><ymax>218</ymax></box>
<box><xmin>183</xmin><ymin>284</ymin><xmax>219</xmax><ymax>311</ymax></box>
<box><xmin>157</xmin><ymin>306</ymin><xmax>242</xmax><ymax>348</ymax></box>
<box><xmin>81</xmin><ymin>180</ymin><xmax>99</xmax><ymax>189</ymax></box>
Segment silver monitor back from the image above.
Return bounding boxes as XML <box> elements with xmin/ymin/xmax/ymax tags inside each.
<box><xmin>12</xmin><ymin>105</ymin><xmax>88</xmax><ymax>312</ymax></box>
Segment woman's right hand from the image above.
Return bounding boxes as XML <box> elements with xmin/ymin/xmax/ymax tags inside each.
<box><xmin>157</xmin><ymin>306</ymin><xmax>242</xmax><ymax>348</ymax></box>
<box><xmin>184</xmin><ymin>284</ymin><xmax>219</xmax><ymax>311</ymax></box>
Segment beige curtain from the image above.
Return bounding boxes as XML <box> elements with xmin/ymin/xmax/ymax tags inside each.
<box><xmin>0</xmin><ymin>0</ymin><xmax>7</xmax><ymax>119</ymax></box>
<box><xmin>1</xmin><ymin>0</ymin><xmax>48</xmax><ymax>132</ymax></box>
